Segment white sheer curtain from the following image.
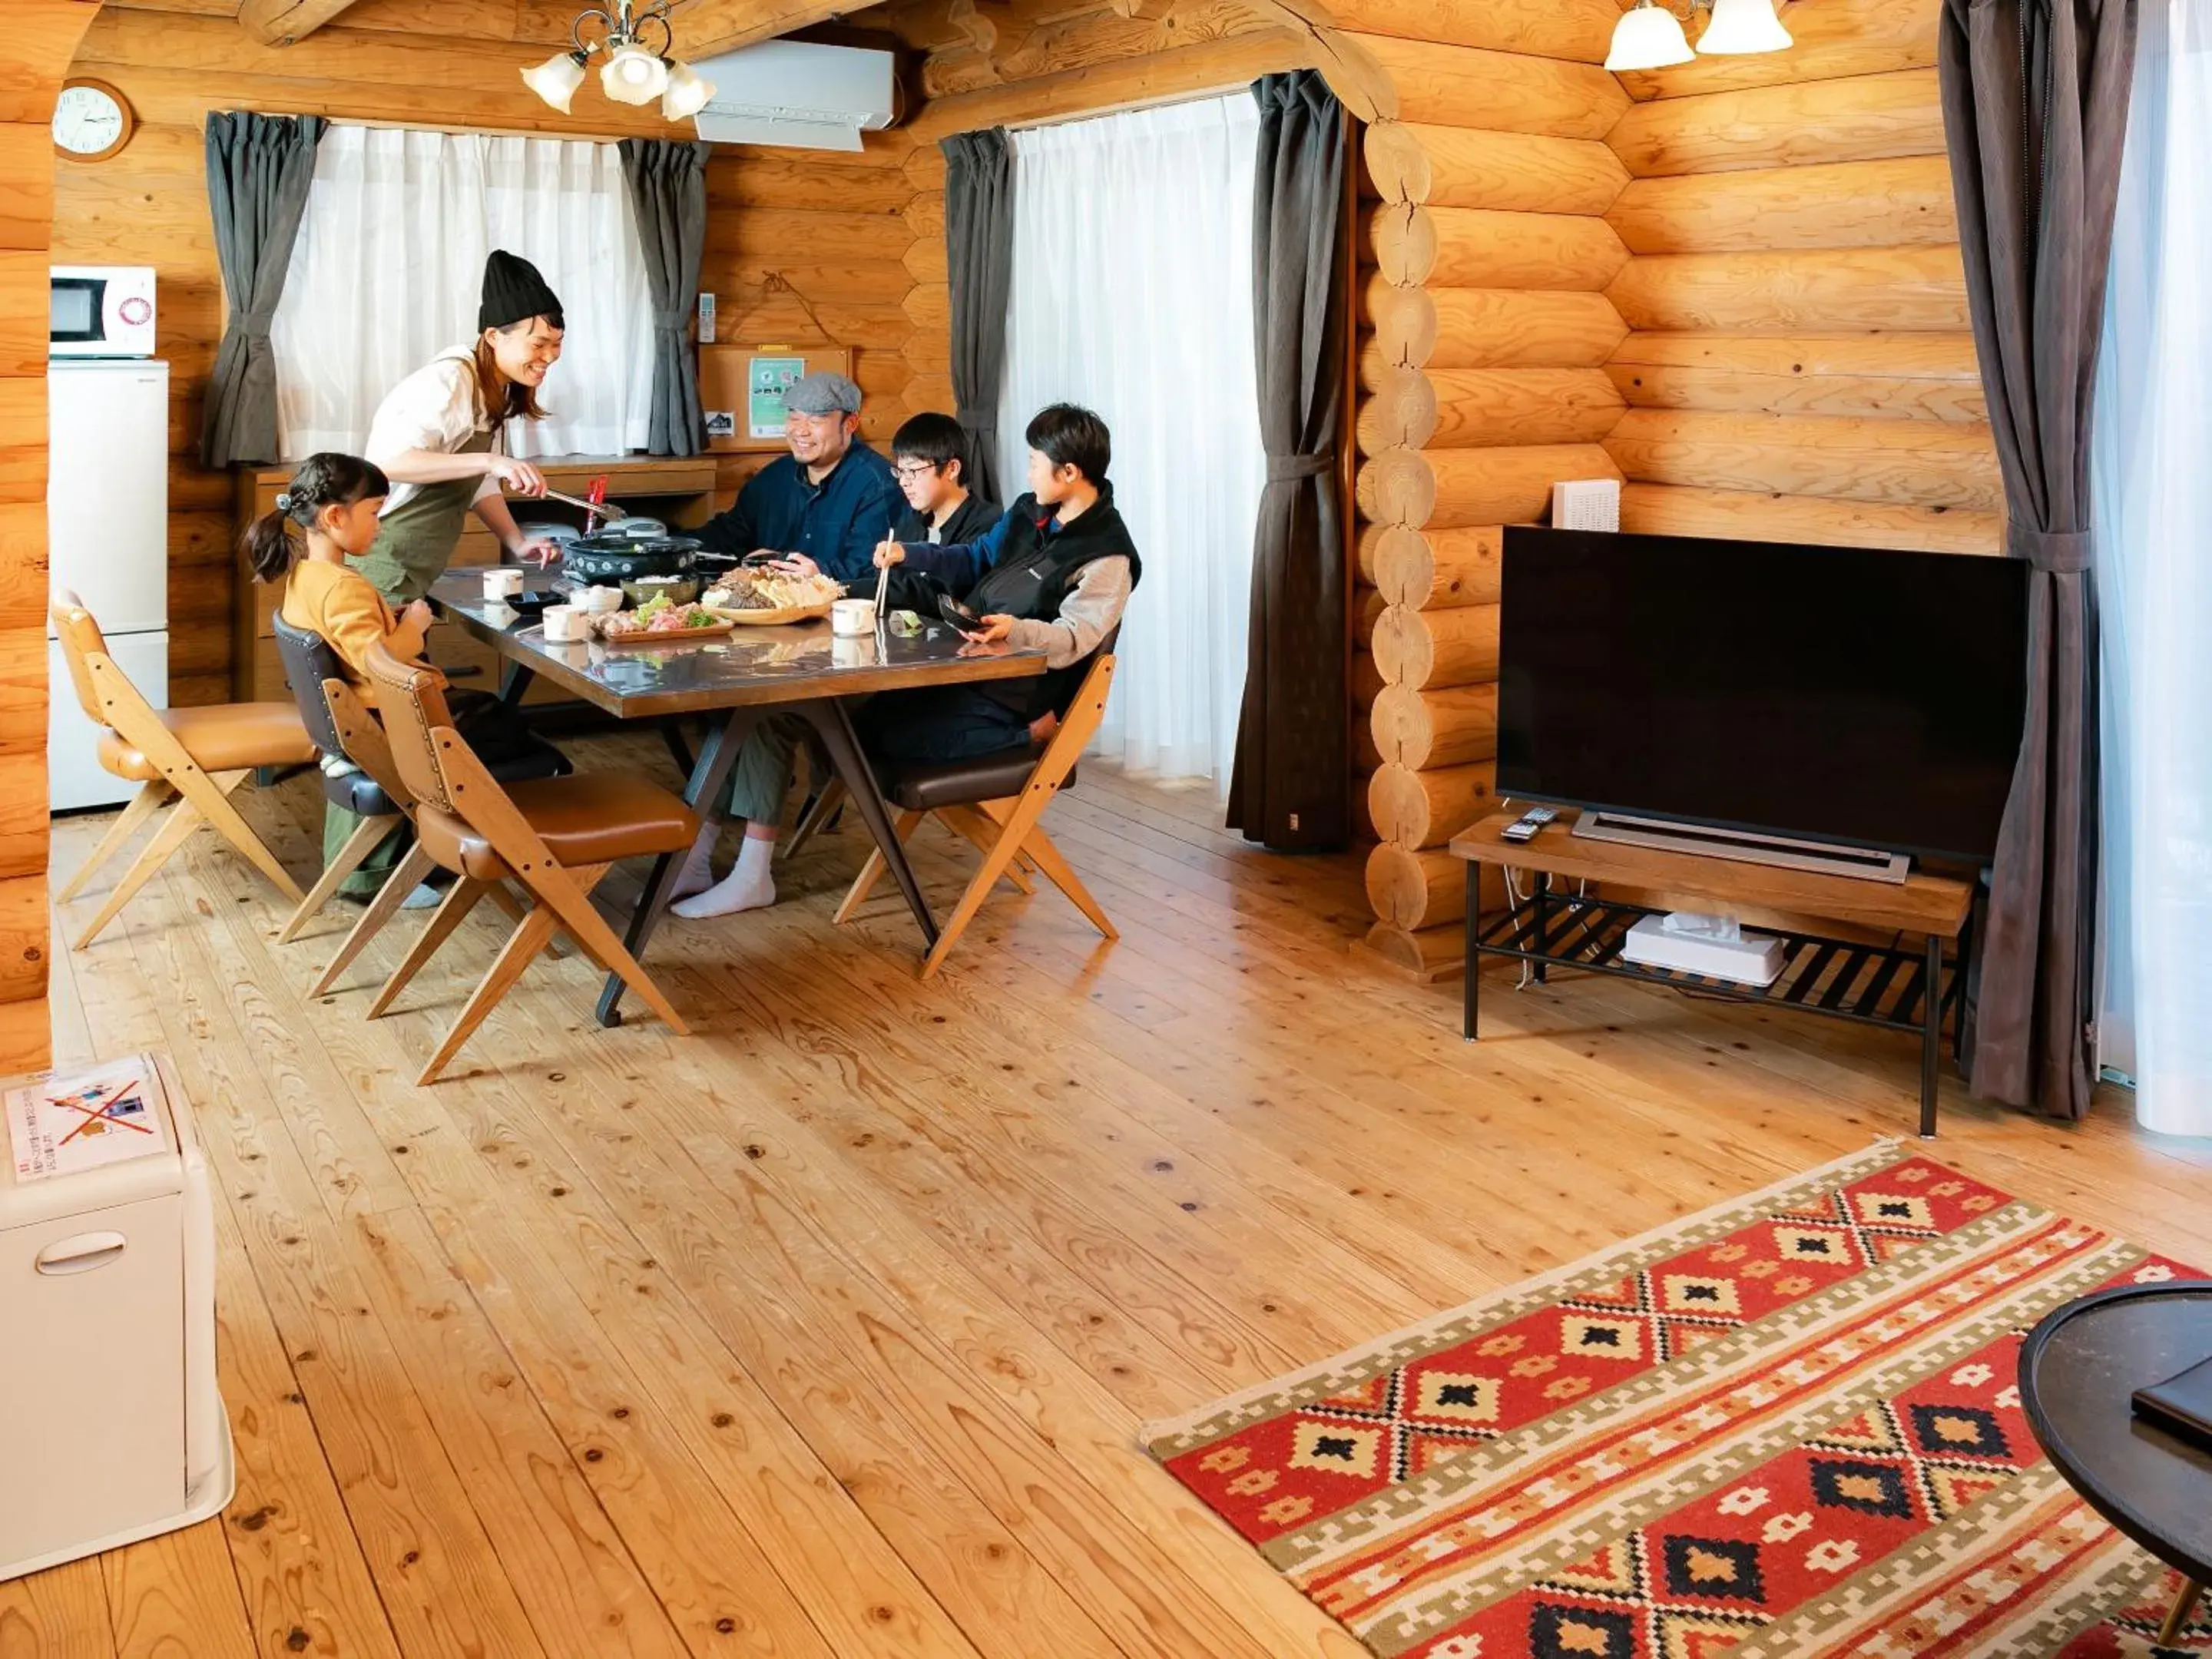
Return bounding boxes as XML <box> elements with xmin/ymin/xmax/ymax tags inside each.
<box><xmin>1000</xmin><ymin>94</ymin><xmax>1265</xmax><ymax>786</ymax></box>
<box><xmin>273</xmin><ymin>124</ymin><xmax>655</xmax><ymax>460</ymax></box>
<box><xmin>2093</xmin><ymin>0</ymin><xmax>2212</xmax><ymax>1137</ymax></box>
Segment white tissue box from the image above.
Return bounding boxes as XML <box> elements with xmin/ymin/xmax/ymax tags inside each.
<box><xmin>1622</xmin><ymin>914</ymin><xmax>1786</xmax><ymax>987</ymax></box>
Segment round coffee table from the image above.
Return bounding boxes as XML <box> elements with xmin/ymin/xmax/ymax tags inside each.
<box><xmin>2019</xmin><ymin>1281</ymin><xmax>2212</xmax><ymax>1645</ymax></box>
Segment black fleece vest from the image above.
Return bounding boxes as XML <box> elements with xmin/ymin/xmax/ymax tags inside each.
<box><xmin>970</xmin><ymin>489</ymin><xmax>1143</xmax><ymax>720</ymax></box>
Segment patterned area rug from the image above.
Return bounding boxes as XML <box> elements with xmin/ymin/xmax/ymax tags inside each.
<box><xmin>1144</xmin><ymin>1143</ymin><xmax>2210</xmax><ymax>1657</ymax></box>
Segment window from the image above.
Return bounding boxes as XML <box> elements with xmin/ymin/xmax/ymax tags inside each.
<box><xmin>272</xmin><ymin>124</ymin><xmax>656</xmax><ymax>459</ymax></box>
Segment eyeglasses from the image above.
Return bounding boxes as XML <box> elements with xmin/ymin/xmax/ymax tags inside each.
<box><xmin>892</xmin><ymin>461</ymin><xmax>945</xmax><ymax>481</ymax></box>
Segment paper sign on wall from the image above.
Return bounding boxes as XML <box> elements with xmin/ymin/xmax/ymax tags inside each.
<box><xmin>7</xmin><ymin>1057</ymin><xmax>167</xmax><ymax>1183</ymax></box>
<box><xmin>748</xmin><ymin>356</ymin><xmax>807</xmax><ymax>439</ymax></box>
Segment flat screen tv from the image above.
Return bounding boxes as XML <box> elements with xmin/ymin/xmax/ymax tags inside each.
<box><xmin>1495</xmin><ymin>528</ymin><xmax>2031</xmax><ymax>863</ymax></box>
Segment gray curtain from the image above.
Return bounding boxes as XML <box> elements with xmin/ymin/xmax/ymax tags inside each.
<box><xmin>1227</xmin><ymin>71</ymin><xmax>1349</xmax><ymax>852</ymax></box>
<box><xmin>941</xmin><ymin>128</ymin><xmax>1015</xmax><ymax>502</ymax></box>
<box><xmin>619</xmin><ymin>138</ymin><xmax>712</xmax><ymax>457</ymax></box>
<box><xmin>1939</xmin><ymin>0</ymin><xmax>2137</xmax><ymax>1118</ymax></box>
<box><xmin>200</xmin><ymin>112</ymin><xmax>326</xmax><ymax>468</ymax></box>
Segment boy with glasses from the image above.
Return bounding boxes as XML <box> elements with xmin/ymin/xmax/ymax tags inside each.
<box><xmin>889</xmin><ymin>412</ymin><xmax>1000</xmax><ymax>548</ymax></box>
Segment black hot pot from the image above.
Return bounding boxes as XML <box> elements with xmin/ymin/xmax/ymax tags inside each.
<box><xmin>560</xmin><ymin>517</ymin><xmax>704</xmax><ymax>586</ymax></box>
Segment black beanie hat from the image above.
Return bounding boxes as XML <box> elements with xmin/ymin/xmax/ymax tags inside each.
<box><xmin>479</xmin><ymin>249</ymin><xmax>563</xmax><ymax>333</ymax></box>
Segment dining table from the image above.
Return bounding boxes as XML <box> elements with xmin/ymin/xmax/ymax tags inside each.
<box><xmin>426</xmin><ymin>568</ymin><xmax>1048</xmax><ymax>1026</ymax></box>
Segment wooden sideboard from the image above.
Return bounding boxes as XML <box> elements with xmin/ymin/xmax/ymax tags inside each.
<box><xmin>231</xmin><ymin>454</ymin><xmax>719</xmax><ymax>704</ymax></box>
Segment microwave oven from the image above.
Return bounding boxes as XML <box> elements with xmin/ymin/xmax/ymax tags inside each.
<box><xmin>50</xmin><ymin>267</ymin><xmax>156</xmax><ymax>359</ymax></box>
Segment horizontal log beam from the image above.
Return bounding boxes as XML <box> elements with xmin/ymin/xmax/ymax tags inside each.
<box><xmin>1358</xmin><ymin>523</ymin><xmax>1501</xmax><ymax>609</ymax></box>
<box><xmin>1605</xmin><ymin>155</ymin><xmax>1959</xmax><ymax>253</ymax></box>
<box><xmin>1615</xmin><ymin>0</ymin><xmax>1939</xmax><ymax>101</ymax></box>
<box><xmin>1313</xmin><ymin>0</ymin><xmax>1619</xmax><ymax>63</ymax></box>
<box><xmin>1367</xmin><ymin>760</ymin><xmax>1498</xmax><ymax>850</ymax></box>
<box><xmin>1616</xmin><ymin>482</ymin><xmax>2002</xmax><ymax>555</ymax></box>
<box><xmin>1367</xmin><ymin>122</ymin><xmax>1630</xmax><ymax>214</ymax></box>
<box><xmin>1368</xmin><ymin>204</ymin><xmax>1628</xmax><ymax>291</ymax></box>
<box><xmin>1605</xmin><ymin>246</ymin><xmax>1970</xmax><ymax>333</ymax></box>
<box><xmin>1363</xmin><ymin>282</ymin><xmax>1628</xmax><ymax>372</ymax></box>
<box><xmin>1343</xmin><ymin>35</ymin><xmax>1628</xmax><ymax>134</ymax></box>
<box><xmin>1373</xmin><ymin>680</ymin><xmax>1499</xmax><ymax>770</ymax></box>
<box><xmin>1365</xmin><ymin>841</ymin><xmax>1466</xmax><ymax>929</ymax></box>
<box><xmin>1604</xmin><ymin>408</ymin><xmax>2002</xmax><ymax>511</ymax></box>
<box><xmin>1372</xmin><ymin>601</ymin><xmax>1500</xmax><ymax>689</ymax></box>
<box><xmin>1605</xmin><ymin>70</ymin><xmax>1945</xmax><ymax>177</ymax></box>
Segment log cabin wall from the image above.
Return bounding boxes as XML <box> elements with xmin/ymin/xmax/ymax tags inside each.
<box><xmin>1600</xmin><ymin>0</ymin><xmax>1999</xmax><ymax>556</ymax></box>
<box><xmin>55</xmin><ymin>2</ymin><xmax>935</xmax><ymax>704</ymax></box>
<box><xmin>1341</xmin><ymin>0</ymin><xmax>1633</xmax><ymax>978</ymax></box>
<box><xmin>5</xmin><ymin>2</ymin><xmax>101</xmax><ymax>1074</ymax></box>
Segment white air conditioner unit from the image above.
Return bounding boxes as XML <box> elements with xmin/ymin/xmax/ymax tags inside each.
<box><xmin>690</xmin><ymin>40</ymin><xmax>897</xmax><ymax>152</ymax></box>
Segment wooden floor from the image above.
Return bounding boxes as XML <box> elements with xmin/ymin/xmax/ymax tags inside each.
<box><xmin>12</xmin><ymin>739</ymin><xmax>2209</xmax><ymax>1659</ymax></box>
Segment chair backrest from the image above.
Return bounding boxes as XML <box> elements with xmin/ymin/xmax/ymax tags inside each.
<box><xmin>363</xmin><ymin>641</ymin><xmax>462</xmax><ymax>815</ymax></box>
<box><xmin>270</xmin><ymin>615</ymin><xmax>351</xmax><ymax>759</ymax></box>
<box><xmin>322</xmin><ymin>679</ymin><xmax>414</xmax><ymax>814</ymax></box>
<box><xmin>48</xmin><ymin>590</ymin><xmax>120</xmax><ymax>728</ymax></box>
<box><xmin>50</xmin><ymin>589</ymin><xmax>167</xmax><ymax>745</ymax></box>
<box><xmin>1036</xmin><ymin>650</ymin><xmax>1115</xmax><ymax>782</ymax></box>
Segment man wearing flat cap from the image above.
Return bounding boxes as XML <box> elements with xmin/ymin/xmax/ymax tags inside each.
<box><xmin>694</xmin><ymin>370</ymin><xmax>900</xmax><ymax>584</ymax></box>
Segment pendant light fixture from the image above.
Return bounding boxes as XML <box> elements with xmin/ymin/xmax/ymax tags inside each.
<box><xmin>522</xmin><ymin>0</ymin><xmax>717</xmax><ymax>124</ymax></box>
<box><xmin>1604</xmin><ymin>0</ymin><xmax>1793</xmax><ymax>72</ymax></box>
<box><xmin>1696</xmin><ymin>0</ymin><xmax>1795</xmax><ymax>55</ymax></box>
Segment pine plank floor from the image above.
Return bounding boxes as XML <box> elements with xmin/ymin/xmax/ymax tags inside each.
<box><xmin>12</xmin><ymin>737</ymin><xmax>2207</xmax><ymax>1659</ymax></box>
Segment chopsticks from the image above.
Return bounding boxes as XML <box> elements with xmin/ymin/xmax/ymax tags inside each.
<box><xmin>873</xmin><ymin>524</ymin><xmax>892</xmax><ymax>624</ymax></box>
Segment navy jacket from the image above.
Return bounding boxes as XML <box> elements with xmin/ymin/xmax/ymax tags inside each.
<box><xmin>694</xmin><ymin>442</ymin><xmax>900</xmax><ymax>583</ymax></box>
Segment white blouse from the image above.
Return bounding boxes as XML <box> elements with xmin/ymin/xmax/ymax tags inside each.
<box><xmin>363</xmin><ymin>346</ymin><xmax>505</xmax><ymax>517</ymax></box>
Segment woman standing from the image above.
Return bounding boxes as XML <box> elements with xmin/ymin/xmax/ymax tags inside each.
<box><xmin>358</xmin><ymin>249</ymin><xmax>568</xmax><ymax>602</ymax></box>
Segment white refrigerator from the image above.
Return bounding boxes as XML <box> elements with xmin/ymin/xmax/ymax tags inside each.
<box><xmin>48</xmin><ymin>361</ymin><xmax>170</xmax><ymax>813</ymax></box>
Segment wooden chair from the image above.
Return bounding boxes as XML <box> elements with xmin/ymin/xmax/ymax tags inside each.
<box><xmin>833</xmin><ymin>651</ymin><xmax>1118</xmax><ymax>978</ymax></box>
<box><xmin>270</xmin><ymin>617</ymin><xmax>569</xmax><ymax>995</ymax></box>
<box><xmin>51</xmin><ymin>591</ymin><xmax>315</xmax><ymax>950</ymax></box>
<box><xmin>361</xmin><ymin>641</ymin><xmax>700</xmax><ymax>1084</ymax></box>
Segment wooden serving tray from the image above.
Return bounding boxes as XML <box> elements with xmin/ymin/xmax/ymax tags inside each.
<box><xmin>704</xmin><ymin>602</ymin><xmax>836</xmax><ymax>627</ymax></box>
<box><xmin>598</xmin><ymin>619</ymin><xmax>737</xmax><ymax>644</ymax></box>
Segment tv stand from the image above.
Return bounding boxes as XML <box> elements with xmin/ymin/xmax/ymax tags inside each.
<box><xmin>1450</xmin><ymin>808</ymin><xmax>1975</xmax><ymax>1136</ymax></box>
<box><xmin>1571</xmin><ymin>810</ymin><xmax>1910</xmax><ymax>884</ymax></box>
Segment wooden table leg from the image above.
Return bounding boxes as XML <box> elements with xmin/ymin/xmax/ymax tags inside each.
<box><xmin>594</xmin><ymin>706</ymin><xmax>757</xmax><ymax>1028</ymax></box>
<box><xmin>798</xmin><ymin>699</ymin><xmax>940</xmax><ymax>952</ymax></box>
<box><xmin>1463</xmin><ymin>862</ymin><xmax>1479</xmax><ymax>1041</ymax></box>
<box><xmin>1919</xmin><ymin>931</ymin><xmax>1940</xmax><ymax>1138</ymax></box>
<box><xmin>2158</xmin><ymin>1577</ymin><xmax>2204</xmax><ymax>1645</ymax></box>
<box><xmin>498</xmin><ymin>658</ymin><xmax>535</xmax><ymax>707</ymax></box>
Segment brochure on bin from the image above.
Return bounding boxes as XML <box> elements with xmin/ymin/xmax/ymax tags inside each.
<box><xmin>7</xmin><ymin>1055</ymin><xmax>167</xmax><ymax>1183</ymax></box>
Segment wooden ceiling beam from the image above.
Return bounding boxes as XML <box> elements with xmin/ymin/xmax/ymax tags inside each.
<box><xmin>671</xmin><ymin>0</ymin><xmax>867</xmax><ymax>59</ymax></box>
<box><xmin>237</xmin><ymin>0</ymin><xmax>371</xmax><ymax>48</ymax></box>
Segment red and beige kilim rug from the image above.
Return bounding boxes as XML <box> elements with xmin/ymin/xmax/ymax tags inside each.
<box><xmin>1143</xmin><ymin>1142</ymin><xmax>2210</xmax><ymax>1658</ymax></box>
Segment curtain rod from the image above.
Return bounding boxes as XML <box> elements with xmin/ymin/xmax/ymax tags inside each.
<box><xmin>1002</xmin><ymin>81</ymin><xmax>1253</xmax><ymax>134</ymax></box>
<box><xmin>259</xmin><ymin>111</ymin><xmax>680</xmax><ymax>146</ymax></box>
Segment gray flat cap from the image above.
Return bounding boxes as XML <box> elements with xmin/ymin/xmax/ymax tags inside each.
<box><xmin>783</xmin><ymin>370</ymin><xmax>863</xmax><ymax>416</ymax></box>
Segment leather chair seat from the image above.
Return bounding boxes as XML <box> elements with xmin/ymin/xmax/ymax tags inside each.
<box><xmin>883</xmin><ymin>745</ymin><xmax>1062</xmax><ymax>813</ymax></box>
<box><xmin>414</xmin><ymin>770</ymin><xmax>700</xmax><ymax>882</ymax></box>
<box><xmin>98</xmin><ymin>702</ymin><xmax>316</xmax><ymax>782</ymax></box>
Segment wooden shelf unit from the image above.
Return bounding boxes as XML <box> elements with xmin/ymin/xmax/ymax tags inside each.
<box><xmin>232</xmin><ymin>454</ymin><xmax>718</xmax><ymax>704</ymax></box>
<box><xmin>1451</xmin><ymin>809</ymin><xmax>1975</xmax><ymax>1136</ymax></box>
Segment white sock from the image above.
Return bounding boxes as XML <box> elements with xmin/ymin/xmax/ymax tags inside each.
<box><xmin>671</xmin><ymin>834</ymin><xmax>777</xmax><ymax>919</ymax></box>
<box><xmin>671</xmin><ymin>823</ymin><xmax>720</xmax><ymax>899</ymax></box>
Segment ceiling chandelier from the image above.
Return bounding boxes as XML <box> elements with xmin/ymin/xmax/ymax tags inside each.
<box><xmin>522</xmin><ymin>1</ymin><xmax>718</xmax><ymax>123</ymax></box>
<box><xmin>1606</xmin><ymin>0</ymin><xmax>1793</xmax><ymax>71</ymax></box>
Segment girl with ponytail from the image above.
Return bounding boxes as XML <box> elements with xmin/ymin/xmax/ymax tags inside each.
<box><xmin>248</xmin><ymin>452</ymin><xmax>439</xmax><ymax>906</ymax></box>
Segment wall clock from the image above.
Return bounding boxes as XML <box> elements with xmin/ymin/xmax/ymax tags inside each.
<box><xmin>52</xmin><ymin>79</ymin><xmax>135</xmax><ymax>164</ymax></box>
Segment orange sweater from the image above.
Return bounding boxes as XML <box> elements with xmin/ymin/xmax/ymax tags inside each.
<box><xmin>279</xmin><ymin>559</ymin><xmax>430</xmax><ymax>708</ymax></box>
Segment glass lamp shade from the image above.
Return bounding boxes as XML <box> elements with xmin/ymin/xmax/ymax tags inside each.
<box><xmin>521</xmin><ymin>51</ymin><xmax>588</xmax><ymax>114</ymax></box>
<box><xmin>601</xmin><ymin>42</ymin><xmax>671</xmax><ymax>105</ymax></box>
<box><xmin>1605</xmin><ymin>2</ymin><xmax>1696</xmax><ymax>71</ymax></box>
<box><xmin>1697</xmin><ymin>0</ymin><xmax>1793</xmax><ymax>55</ymax></box>
<box><xmin>661</xmin><ymin>61</ymin><xmax>715</xmax><ymax>121</ymax></box>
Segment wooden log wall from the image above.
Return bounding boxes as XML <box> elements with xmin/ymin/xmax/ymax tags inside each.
<box><xmin>53</xmin><ymin>2</ymin><xmax>935</xmax><ymax>704</ymax></box>
<box><xmin>1349</xmin><ymin>0</ymin><xmax>1631</xmax><ymax>975</ymax></box>
<box><xmin>5</xmin><ymin>1</ymin><xmax>100</xmax><ymax>1073</ymax></box>
<box><xmin>1600</xmin><ymin>0</ymin><xmax>1999</xmax><ymax>556</ymax></box>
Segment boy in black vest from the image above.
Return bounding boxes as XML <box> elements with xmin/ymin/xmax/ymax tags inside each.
<box><xmin>670</xmin><ymin>404</ymin><xmax>1140</xmax><ymax>920</ymax></box>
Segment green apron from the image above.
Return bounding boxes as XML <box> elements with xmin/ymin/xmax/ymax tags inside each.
<box><xmin>353</xmin><ymin>426</ymin><xmax>498</xmax><ymax>604</ymax></box>
<box><xmin>324</xmin><ymin>427</ymin><xmax>497</xmax><ymax>893</ymax></box>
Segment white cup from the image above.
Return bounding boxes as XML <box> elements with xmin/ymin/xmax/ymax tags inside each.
<box><xmin>578</xmin><ymin>584</ymin><xmax>624</xmax><ymax>614</ymax></box>
<box><xmin>483</xmin><ymin>567</ymin><xmax>525</xmax><ymax>602</ymax></box>
<box><xmin>541</xmin><ymin>604</ymin><xmax>586</xmax><ymax>643</ymax></box>
<box><xmin>831</xmin><ymin>597</ymin><xmax>877</xmax><ymax>636</ymax></box>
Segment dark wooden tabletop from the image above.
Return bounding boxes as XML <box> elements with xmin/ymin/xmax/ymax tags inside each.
<box><xmin>2019</xmin><ymin>1282</ymin><xmax>2212</xmax><ymax>1585</ymax></box>
<box><xmin>429</xmin><ymin>571</ymin><xmax>1048</xmax><ymax>720</ymax></box>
